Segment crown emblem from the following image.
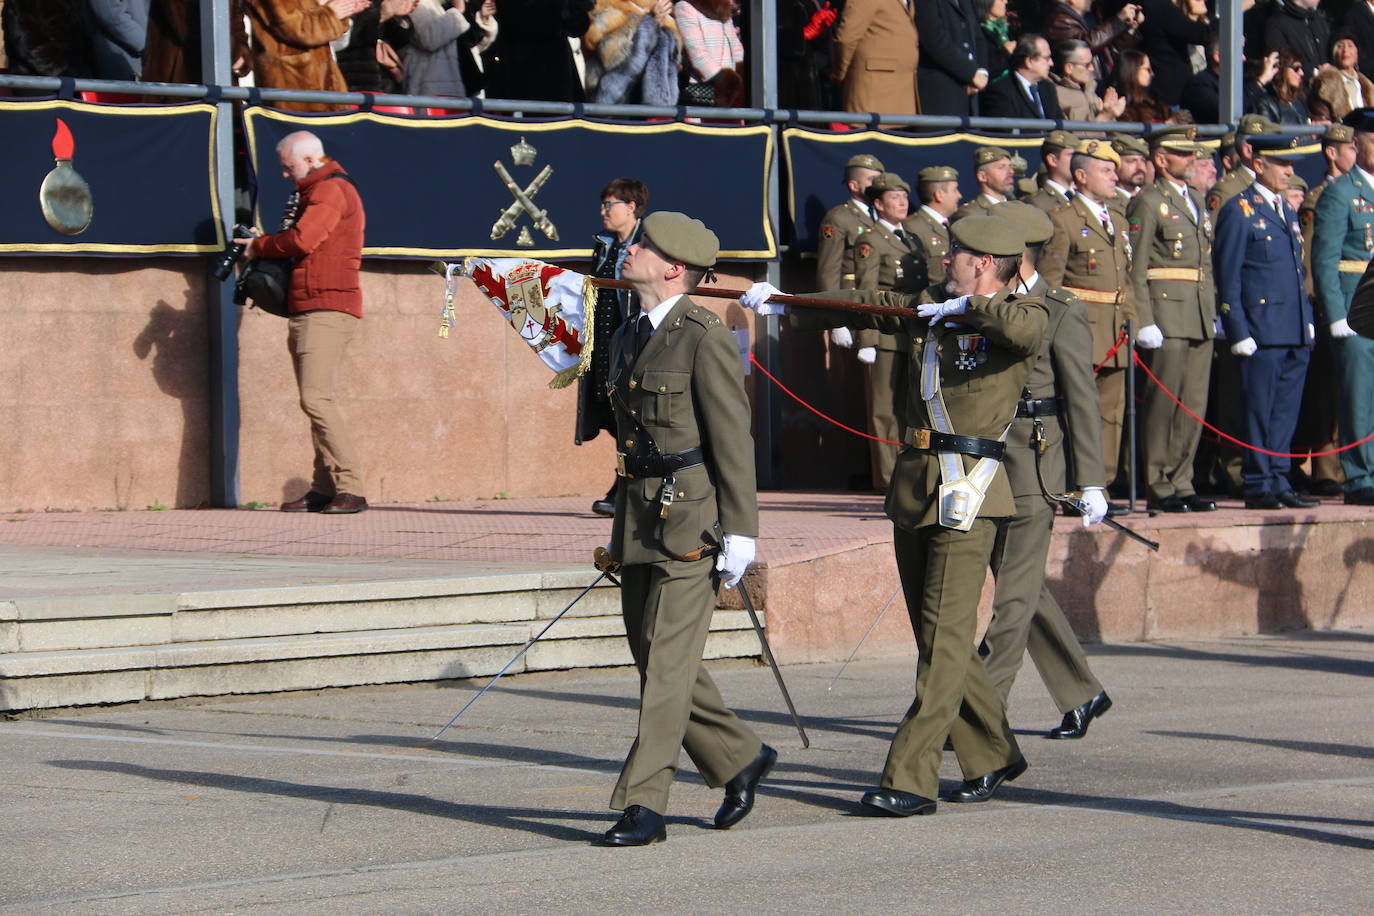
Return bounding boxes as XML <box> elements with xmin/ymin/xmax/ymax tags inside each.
<box><xmin>510</xmin><ymin>136</ymin><xmax>537</xmax><ymax>167</ymax></box>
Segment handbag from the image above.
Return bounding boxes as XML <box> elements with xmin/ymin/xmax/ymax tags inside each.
<box><xmin>680</xmin><ymin>79</ymin><xmax>716</xmax><ymax>106</ymax></box>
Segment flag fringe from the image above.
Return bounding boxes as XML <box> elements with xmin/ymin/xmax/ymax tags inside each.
<box><xmin>547</xmin><ymin>274</ymin><xmax>598</xmax><ymax>390</ymax></box>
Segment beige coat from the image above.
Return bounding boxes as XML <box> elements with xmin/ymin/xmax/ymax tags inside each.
<box><xmin>832</xmin><ymin>0</ymin><xmax>920</xmax><ymax>115</ymax></box>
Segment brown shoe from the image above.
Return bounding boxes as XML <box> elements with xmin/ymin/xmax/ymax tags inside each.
<box><xmin>320</xmin><ymin>493</ymin><xmax>368</xmax><ymax>514</ymax></box>
<box><xmin>281</xmin><ymin>491</ymin><xmax>331</xmax><ymax>512</ymax></box>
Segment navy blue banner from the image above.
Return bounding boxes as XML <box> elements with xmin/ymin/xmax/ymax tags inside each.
<box><xmin>0</xmin><ymin>100</ymin><xmax>222</xmax><ymax>255</ymax></box>
<box><xmin>243</xmin><ymin>110</ymin><xmax>776</xmax><ymax>260</ymax></box>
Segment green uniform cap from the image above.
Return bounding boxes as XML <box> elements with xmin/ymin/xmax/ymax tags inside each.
<box><xmin>641</xmin><ymin>211</ymin><xmax>719</xmax><ymax>268</ymax></box>
<box><xmin>1043</xmin><ymin>129</ymin><xmax>1082</xmax><ymax>152</ymax></box>
<box><xmin>1148</xmin><ymin>124</ymin><xmax>1199</xmax><ymax>153</ymax></box>
<box><xmin>919</xmin><ymin>165</ymin><xmax>959</xmax><ymax>183</ymax></box>
<box><xmin>865</xmin><ymin>171</ymin><xmax>912</xmax><ymax>199</ymax></box>
<box><xmin>949</xmin><ymin>214</ymin><xmax>1025</xmax><ymax>256</ymax></box>
<box><xmin>1238</xmin><ymin>114</ymin><xmax>1281</xmax><ymax>137</ymax></box>
<box><xmin>992</xmin><ymin>200</ymin><xmax>1054</xmax><ymax>245</ymax></box>
<box><xmin>974</xmin><ymin>146</ymin><xmax>1013</xmax><ymax>168</ymax></box>
<box><xmin>1111</xmin><ymin>134</ymin><xmax>1149</xmax><ymax>158</ymax></box>
<box><xmin>1325</xmin><ymin>122</ymin><xmax>1356</xmax><ymax>144</ymax></box>
<box><xmin>1288</xmin><ymin>173</ymin><xmax>1309</xmax><ymax>191</ymax></box>
<box><xmin>845</xmin><ymin>153</ymin><xmax>886</xmax><ymax>172</ymax></box>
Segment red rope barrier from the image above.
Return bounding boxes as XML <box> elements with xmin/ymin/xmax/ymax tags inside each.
<box><xmin>1133</xmin><ymin>350</ymin><xmax>1374</xmax><ymax>458</ymax></box>
<box><xmin>749</xmin><ymin>353</ymin><xmax>903</xmax><ymax>445</ymax></box>
<box><xmin>1094</xmin><ymin>330</ymin><xmax>1129</xmax><ymax>374</ymax></box>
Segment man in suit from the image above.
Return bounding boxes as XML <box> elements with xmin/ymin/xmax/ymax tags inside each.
<box><xmin>741</xmin><ymin>217</ymin><xmax>1048</xmax><ymax>816</ymax></box>
<box><xmin>981</xmin><ymin>201</ymin><xmax>1113</xmax><ymax>740</ymax></box>
<box><xmin>1213</xmin><ymin>136</ymin><xmax>1320</xmax><ymax>510</ymax></box>
<box><xmin>1312</xmin><ymin>110</ymin><xmax>1374</xmax><ymax>506</ymax></box>
<box><xmin>1126</xmin><ymin>125</ymin><xmax>1218</xmax><ymax>515</ymax></box>
<box><xmin>1028</xmin><ymin>130</ymin><xmax>1082</xmax><ymax>214</ymax></box>
<box><xmin>1040</xmin><ymin>138</ymin><xmax>1137</xmax><ymax>486</ymax></box>
<box><xmin>816</xmin><ymin>153</ymin><xmax>884</xmax><ymax>291</ymax></box>
<box><xmin>982</xmin><ymin>34</ymin><xmax>1064</xmax><ymax>121</ymax></box>
<box><xmin>955</xmin><ymin>146</ymin><xmax>1016</xmax><ymax>220</ymax></box>
<box><xmin>833</xmin><ymin>0</ymin><xmax>919</xmax><ymax>115</ymax></box>
<box><xmin>915</xmin><ymin>0</ymin><xmax>987</xmax><ymax>116</ymax></box>
<box><xmin>906</xmin><ymin>165</ymin><xmax>960</xmax><ymax>286</ymax></box>
<box><xmin>599</xmin><ymin>211</ymin><xmax>775</xmax><ymax>846</ymax></box>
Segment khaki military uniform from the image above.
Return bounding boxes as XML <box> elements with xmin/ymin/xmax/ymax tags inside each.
<box><xmin>817</xmin><ymin>198</ymin><xmax>876</xmax><ymax>290</ymax></box>
<box><xmin>904</xmin><ymin>206</ymin><xmax>951</xmax><ymax>285</ymax></box>
<box><xmin>608</xmin><ymin>295</ymin><xmax>761</xmax><ymax>815</ymax></box>
<box><xmin>853</xmin><ymin>222</ymin><xmax>928</xmax><ymax>488</ymax></box>
<box><xmin>1028</xmin><ymin>182</ymin><xmax>1073</xmax><ymax>215</ymax></box>
<box><xmin>1295</xmin><ymin>176</ymin><xmax>1346</xmax><ymax>486</ymax></box>
<box><xmin>1039</xmin><ymin>196</ymin><xmax>1137</xmax><ymax>481</ymax></box>
<box><xmin>953</xmin><ymin>193</ymin><xmax>1006</xmax><ymax>222</ymax></box>
<box><xmin>983</xmin><ymin>277</ymin><xmax>1107</xmax><ymax>712</ymax></box>
<box><xmin>794</xmin><ymin>284</ymin><xmax>1047</xmax><ymax>801</ymax></box>
<box><xmin>1205</xmin><ymin>165</ymin><xmax>1255</xmax><ymax>215</ymax></box>
<box><xmin>1127</xmin><ymin>179</ymin><xmax>1216</xmax><ymax>503</ymax></box>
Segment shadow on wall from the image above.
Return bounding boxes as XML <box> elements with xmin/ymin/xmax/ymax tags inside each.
<box><xmin>1183</xmin><ymin>523</ymin><xmax>1313</xmax><ymax>633</ymax></box>
<box><xmin>1045</xmin><ymin>527</ymin><xmax>1129</xmax><ymax>643</ymax></box>
<box><xmin>132</xmin><ymin>294</ymin><xmax>209</xmax><ymax>508</ymax></box>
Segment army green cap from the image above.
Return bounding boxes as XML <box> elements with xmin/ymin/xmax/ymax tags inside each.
<box><xmin>1111</xmin><ymin>134</ymin><xmax>1149</xmax><ymax>158</ymax></box>
<box><xmin>1016</xmin><ymin>176</ymin><xmax>1039</xmax><ymax>197</ymax></box>
<box><xmin>1288</xmin><ymin>174</ymin><xmax>1309</xmax><ymax>192</ymax></box>
<box><xmin>992</xmin><ymin>200</ymin><xmax>1054</xmax><ymax>246</ymax></box>
<box><xmin>949</xmin><ymin>214</ymin><xmax>1025</xmax><ymax>257</ymax></box>
<box><xmin>1324</xmin><ymin>122</ymin><xmax>1356</xmax><ymax>145</ymax></box>
<box><xmin>1148</xmin><ymin>124</ymin><xmax>1200</xmax><ymax>153</ymax></box>
<box><xmin>918</xmin><ymin>165</ymin><xmax>959</xmax><ymax>183</ymax></box>
<box><xmin>1043</xmin><ymin>129</ymin><xmax>1081</xmax><ymax>152</ymax></box>
<box><xmin>1238</xmin><ymin>114</ymin><xmax>1280</xmax><ymax>137</ymax></box>
<box><xmin>973</xmin><ymin>146</ymin><xmax>1013</xmax><ymax>168</ymax></box>
<box><xmin>1220</xmin><ymin>129</ymin><xmax>1237</xmax><ymax>152</ymax></box>
<box><xmin>640</xmin><ymin>211</ymin><xmax>719</xmax><ymax>268</ymax></box>
<box><xmin>1075</xmin><ymin>137</ymin><xmax>1121</xmax><ymax>166</ymax></box>
<box><xmin>865</xmin><ymin>171</ymin><xmax>912</xmax><ymax>199</ymax></box>
<box><xmin>845</xmin><ymin>153</ymin><xmax>886</xmax><ymax>172</ymax></box>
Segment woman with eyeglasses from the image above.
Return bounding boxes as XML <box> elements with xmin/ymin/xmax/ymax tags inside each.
<box><xmin>581</xmin><ymin>178</ymin><xmax>650</xmax><ymax>516</ymax></box>
<box><xmin>1252</xmin><ymin>45</ymin><xmax>1311</xmax><ymax>125</ymax></box>
<box><xmin>1112</xmin><ymin>49</ymin><xmax>1178</xmax><ymax>122</ymax></box>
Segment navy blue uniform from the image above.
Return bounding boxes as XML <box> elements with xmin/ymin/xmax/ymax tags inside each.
<box><xmin>1212</xmin><ymin>184</ymin><xmax>1315</xmax><ymax>498</ymax></box>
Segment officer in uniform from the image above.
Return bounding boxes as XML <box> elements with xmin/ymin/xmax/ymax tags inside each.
<box><xmin>1040</xmin><ymin>138</ymin><xmax>1136</xmax><ymax>487</ymax></box>
<box><xmin>954</xmin><ymin>146</ymin><xmax>1016</xmax><ymax>220</ymax></box>
<box><xmin>1297</xmin><ymin>122</ymin><xmax>1357</xmax><ymax>496</ymax></box>
<box><xmin>854</xmin><ymin>172</ymin><xmax>929</xmax><ymax>488</ymax></box>
<box><xmin>981</xmin><ymin>201</ymin><xmax>1113</xmax><ymax>740</ymax></box>
<box><xmin>1312</xmin><ymin>109</ymin><xmax>1374</xmax><ymax>505</ymax></box>
<box><xmin>905</xmin><ymin>165</ymin><xmax>959</xmax><ymax>286</ymax></box>
<box><xmin>1213</xmin><ymin>135</ymin><xmax>1320</xmax><ymax>510</ymax></box>
<box><xmin>741</xmin><ymin>216</ymin><xmax>1048</xmax><ymax>816</ymax></box>
<box><xmin>817</xmin><ymin>153</ymin><xmax>885</xmax><ymax>290</ymax></box>
<box><xmin>1206</xmin><ymin>114</ymin><xmax>1281</xmax><ymax>215</ymax></box>
<box><xmin>1028</xmin><ymin>130</ymin><xmax>1081</xmax><ymax>214</ymax></box>
<box><xmin>1111</xmin><ymin>134</ymin><xmax>1151</xmax><ymax>212</ymax></box>
<box><xmin>599</xmin><ymin>211</ymin><xmax>775</xmax><ymax>846</ymax></box>
<box><xmin>1126</xmin><ymin>125</ymin><xmax>1218</xmax><ymax>514</ymax></box>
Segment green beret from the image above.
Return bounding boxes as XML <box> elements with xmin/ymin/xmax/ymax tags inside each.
<box><xmin>1325</xmin><ymin>122</ymin><xmax>1356</xmax><ymax>144</ymax></box>
<box><xmin>1238</xmin><ymin>114</ymin><xmax>1280</xmax><ymax>137</ymax></box>
<box><xmin>1288</xmin><ymin>174</ymin><xmax>1309</xmax><ymax>192</ymax></box>
<box><xmin>973</xmin><ymin>146</ymin><xmax>1012</xmax><ymax>168</ymax></box>
<box><xmin>949</xmin><ymin>214</ymin><xmax>1025</xmax><ymax>257</ymax></box>
<box><xmin>919</xmin><ymin>165</ymin><xmax>959</xmax><ymax>183</ymax></box>
<box><xmin>1111</xmin><ymin>134</ymin><xmax>1149</xmax><ymax>158</ymax></box>
<box><xmin>993</xmin><ymin>200</ymin><xmax>1053</xmax><ymax>245</ymax></box>
<box><xmin>1148</xmin><ymin>124</ymin><xmax>1199</xmax><ymax>153</ymax></box>
<box><xmin>845</xmin><ymin>153</ymin><xmax>886</xmax><ymax>172</ymax></box>
<box><xmin>1043</xmin><ymin>130</ymin><xmax>1081</xmax><ymax>152</ymax></box>
<box><xmin>865</xmin><ymin>171</ymin><xmax>912</xmax><ymax>199</ymax></box>
<box><xmin>641</xmin><ymin>211</ymin><xmax>719</xmax><ymax>268</ymax></box>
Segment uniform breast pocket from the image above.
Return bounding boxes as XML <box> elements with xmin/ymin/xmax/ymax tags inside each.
<box><xmin>638</xmin><ymin>369</ymin><xmax>691</xmax><ymax>428</ymax></box>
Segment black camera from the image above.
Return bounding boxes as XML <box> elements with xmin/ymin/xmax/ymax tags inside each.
<box><xmin>212</xmin><ymin>223</ymin><xmax>255</xmax><ymax>282</ymax></box>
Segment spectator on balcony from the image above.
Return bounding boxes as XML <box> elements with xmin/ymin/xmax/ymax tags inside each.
<box><xmin>982</xmin><ymin>34</ymin><xmax>1064</xmax><ymax>121</ymax></box>
<box><xmin>1253</xmin><ymin>46</ymin><xmax>1312</xmax><ymax>125</ymax></box>
<box><xmin>915</xmin><ymin>0</ymin><xmax>985</xmax><ymax>116</ymax></box>
<box><xmin>1050</xmin><ymin>38</ymin><xmax>1126</xmax><ymax>121</ymax></box>
<box><xmin>1264</xmin><ymin>0</ymin><xmax>1330</xmax><ymax>79</ymax></box>
<box><xmin>456</xmin><ymin>0</ymin><xmax>498</xmax><ymax>97</ymax></box>
<box><xmin>776</xmin><ymin>0</ymin><xmax>832</xmax><ymax>110</ymax></box>
<box><xmin>400</xmin><ymin>0</ymin><xmax>472</xmax><ymax>96</ymax></box>
<box><xmin>675</xmin><ymin>0</ymin><xmax>744</xmax><ymax>107</ymax></box>
<box><xmin>81</xmin><ymin>0</ymin><xmax>152</xmax><ymax>81</ymax></box>
<box><xmin>1112</xmin><ymin>49</ymin><xmax>1173</xmax><ymax>122</ymax></box>
<box><xmin>243</xmin><ymin>0</ymin><xmax>369</xmax><ymax>112</ymax></box>
<box><xmin>974</xmin><ymin>0</ymin><xmax>1014</xmax><ymax>82</ymax></box>
<box><xmin>831</xmin><ymin>0</ymin><xmax>918</xmax><ymax>115</ymax></box>
<box><xmin>1340</xmin><ymin>0</ymin><xmax>1374</xmax><ymax>82</ymax></box>
<box><xmin>2</xmin><ymin>0</ymin><xmax>93</xmax><ymax>78</ymax></box>
<box><xmin>583</xmin><ymin>0</ymin><xmax>681</xmax><ymax>105</ymax></box>
<box><xmin>1135</xmin><ymin>0</ymin><xmax>1213</xmax><ymax>108</ymax></box>
<box><xmin>485</xmin><ymin>0</ymin><xmax>592</xmax><ymax>102</ymax></box>
<box><xmin>1045</xmin><ymin>0</ymin><xmax>1142</xmax><ymax>85</ymax></box>
<box><xmin>1178</xmin><ymin>36</ymin><xmax>1220</xmax><ymax>123</ymax></box>
<box><xmin>336</xmin><ymin>0</ymin><xmax>415</xmax><ymax>93</ymax></box>
<box><xmin>1311</xmin><ymin>34</ymin><xmax>1374</xmax><ymax>121</ymax></box>
<box><xmin>142</xmin><ymin>0</ymin><xmax>249</xmax><ymax>92</ymax></box>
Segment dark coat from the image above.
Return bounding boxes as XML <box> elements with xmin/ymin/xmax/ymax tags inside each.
<box><xmin>980</xmin><ymin>72</ymin><xmax>1065</xmax><ymax>120</ymax></box>
<box><xmin>2</xmin><ymin>0</ymin><xmax>92</xmax><ymax>76</ymax></box>
<box><xmin>485</xmin><ymin>0</ymin><xmax>592</xmax><ymax>102</ymax></box>
<box><xmin>576</xmin><ymin>222</ymin><xmax>643</xmax><ymax>444</ymax></box>
<box><xmin>915</xmin><ymin>0</ymin><xmax>981</xmax><ymax>116</ymax></box>
<box><xmin>1263</xmin><ymin>0</ymin><xmax>1331</xmax><ymax>78</ymax></box>
<box><xmin>1341</xmin><ymin>1</ymin><xmax>1374</xmax><ymax>82</ymax></box>
<box><xmin>1044</xmin><ymin>0</ymin><xmax>1137</xmax><ymax>83</ymax></box>
<box><xmin>1213</xmin><ymin>185</ymin><xmax>1313</xmax><ymax>348</ymax></box>
<box><xmin>1136</xmin><ymin>0</ymin><xmax>1212</xmax><ymax>107</ymax></box>
<box><xmin>1179</xmin><ymin>66</ymin><xmax>1218</xmax><ymax>124</ymax></box>
<box><xmin>336</xmin><ymin>0</ymin><xmax>414</xmax><ymax>93</ymax></box>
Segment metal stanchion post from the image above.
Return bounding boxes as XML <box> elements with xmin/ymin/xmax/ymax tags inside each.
<box><xmin>1126</xmin><ymin>319</ymin><xmax>1137</xmax><ymax>513</ymax></box>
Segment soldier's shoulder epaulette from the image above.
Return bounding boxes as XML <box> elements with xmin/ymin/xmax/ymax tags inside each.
<box><xmin>684</xmin><ymin>304</ymin><xmax>723</xmax><ymax>329</ymax></box>
<box><xmin>1047</xmin><ymin>198</ymin><xmax>1075</xmax><ymax>219</ymax></box>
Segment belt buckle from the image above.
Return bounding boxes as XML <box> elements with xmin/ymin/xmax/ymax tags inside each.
<box><xmin>616</xmin><ymin>453</ymin><xmax>630</xmax><ymax>478</ymax></box>
<box><xmin>912</xmin><ymin>428</ymin><xmax>931</xmax><ymax>450</ymax></box>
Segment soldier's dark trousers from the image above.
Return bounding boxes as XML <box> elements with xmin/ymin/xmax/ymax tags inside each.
<box><xmin>611</xmin><ymin>558</ymin><xmax>761</xmax><ymax>814</ymax></box>
<box><xmin>1335</xmin><ymin>334</ymin><xmax>1374</xmax><ymax>492</ymax></box>
<box><xmin>1239</xmin><ymin>345</ymin><xmax>1311</xmax><ymax>496</ymax></box>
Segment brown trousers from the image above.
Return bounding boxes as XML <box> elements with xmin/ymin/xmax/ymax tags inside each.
<box><xmin>1140</xmin><ymin>338</ymin><xmax>1211</xmax><ymax>501</ymax></box>
<box><xmin>1097</xmin><ymin>366</ymin><xmax>1125</xmax><ymax>483</ymax></box>
<box><xmin>288</xmin><ymin>310</ymin><xmax>364</xmax><ymax>496</ymax></box>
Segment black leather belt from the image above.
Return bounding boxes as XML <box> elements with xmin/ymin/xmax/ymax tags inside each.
<box><xmin>1016</xmin><ymin>397</ymin><xmax>1063</xmax><ymax>418</ymax></box>
<box><xmin>617</xmin><ymin>446</ymin><xmax>705</xmax><ymax>479</ymax></box>
<box><xmin>908</xmin><ymin>428</ymin><xmax>1005</xmax><ymax>461</ymax></box>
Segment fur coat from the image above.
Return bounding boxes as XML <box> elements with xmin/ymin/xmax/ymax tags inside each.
<box><xmin>583</xmin><ymin>0</ymin><xmax>681</xmax><ymax>105</ymax></box>
<box><xmin>243</xmin><ymin>0</ymin><xmax>350</xmax><ymax>112</ymax></box>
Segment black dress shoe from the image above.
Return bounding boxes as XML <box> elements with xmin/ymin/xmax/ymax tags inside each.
<box><xmin>1047</xmin><ymin>691</ymin><xmax>1113</xmax><ymax>739</ymax></box>
<box><xmin>320</xmin><ymin>493</ymin><xmax>368</xmax><ymax>514</ymax></box>
<box><xmin>946</xmin><ymin>757</ymin><xmax>1028</xmax><ymax>803</ymax></box>
<box><xmin>1105</xmin><ymin>502</ymin><xmax>1134</xmax><ymax>517</ymax></box>
<box><xmin>599</xmin><ymin>805</ymin><xmax>666</xmax><ymax>846</ymax></box>
<box><xmin>280</xmin><ymin>490</ymin><xmax>331</xmax><ymax>512</ymax></box>
<box><xmin>591</xmin><ymin>499</ymin><xmax>615</xmax><ymax>517</ymax></box>
<box><xmin>714</xmin><ymin>744</ymin><xmax>777</xmax><ymax>828</ymax></box>
<box><xmin>1276</xmin><ymin>490</ymin><xmax>1319</xmax><ymax>509</ymax></box>
<box><xmin>861</xmin><ymin>788</ymin><xmax>937</xmax><ymax>817</ymax></box>
<box><xmin>1345</xmin><ymin>487</ymin><xmax>1374</xmax><ymax>506</ymax></box>
<box><xmin>1185</xmin><ymin>495</ymin><xmax>1217</xmax><ymax>512</ymax></box>
<box><xmin>1310</xmin><ymin>478</ymin><xmax>1343</xmax><ymax>497</ymax></box>
<box><xmin>1147</xmin><ymin>495</ymin><xmax>1189</xmax><ymax>515</ymax></box>
<box><xmin>1244</xmin><ymin>493</ymin><xmax>1282</xmax><ymax>510</ymax></box>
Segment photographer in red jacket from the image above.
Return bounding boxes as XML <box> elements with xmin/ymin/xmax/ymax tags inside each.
<box><xmin>237</xmin><ymin>130</ymin><xmax>368</xmax><ymax>514</ymax></box>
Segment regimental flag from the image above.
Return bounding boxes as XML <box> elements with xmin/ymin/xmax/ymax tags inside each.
<box><xmin>440</xmin><ymin>258</ymin><xmax>596</xmax><ymax>389</ymax></box>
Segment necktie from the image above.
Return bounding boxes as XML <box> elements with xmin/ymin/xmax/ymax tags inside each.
<box><xmin>894</xmin><ymin>228</ymin><xmax>909</xmax><ymax>246</ymax></box>
<box><xmin>1028</xmin><ymin>81</ymin><xmax>1044</xmax><ymax>118</ymax></box>
<box><xmin>1100</xmin><ymin>211</ymin><xmax>1113</xmax><ymax>238</ymax></box>
<box><xmin>632</xmin><ymin>313</ymin><xmax>652</xmax><ymax>361</ymax></box>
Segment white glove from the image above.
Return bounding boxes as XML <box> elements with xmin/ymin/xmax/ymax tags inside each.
<box><xmin>1331</xmin><ymin>318</ymin><xmax>1358</xmax><ymax>339</ymax></box>
<box><xmin>715</xmin><ymin>533</ymin><xmax>755</xmax><ymax>589</ymax></box>
<box><xmin>1307</xmin><ymin>323</ymin><xmax>1316</xmax><ymax>341</ymax></box>
<box><xmin>856</xmin><ymin>346</ymin><xmax>877</xmax><ymax>364</ymax></box>
<box><xmin>1079</xmin><ymin>487</ymin><xmax>1109</xmax><ymax>528</ymax></box>
<box><xmin>1230</xmin><ymin>337</ymin><xmax>1258</xmax><ymax>357</ymax></box>
<box><xmin>916</xmin><ymin>295</ymin><xmax>970</xmax><ymax>323</ymax></box>
<box><xmin>741</xmin><ymin>282</ymin><xmax>786</xmax><ymax>316</ymax></box>
<box><xmin>830</xmin><ymin>326</ymin><xmax>854</xmax><ymax>348</ymax></box>
<box><xmin>1136</xmin><ymin>324</ymin><xmax>1165</xmax><ymax>349</ymax></box>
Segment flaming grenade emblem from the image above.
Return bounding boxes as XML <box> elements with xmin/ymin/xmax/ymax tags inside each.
<box><xmin>40</xmin><ymin>118</ymin><xmax>94</xmax><ymax>235</ymax></box>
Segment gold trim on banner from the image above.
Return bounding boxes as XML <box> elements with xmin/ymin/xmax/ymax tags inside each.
<box><xmin>0</xmin><ymin>99</ymin><xmax>223</xmax><ymax>254</ymax></box>
<box><xmin>242</xmin><ymin>109</ymin><xmax>777</xmax><ymax>259</ymax></box>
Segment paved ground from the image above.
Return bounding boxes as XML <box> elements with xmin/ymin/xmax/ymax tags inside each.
<box><xmin>3</xmin><ymin>630</ymin><xmax>1370</xmax><ymax>914</ymax></box>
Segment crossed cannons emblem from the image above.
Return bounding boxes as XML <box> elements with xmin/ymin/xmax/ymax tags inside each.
<box><xmin>490</xmin><ymin>136</ymin><xmax>558</xmax><ymax>247</ymax></box>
